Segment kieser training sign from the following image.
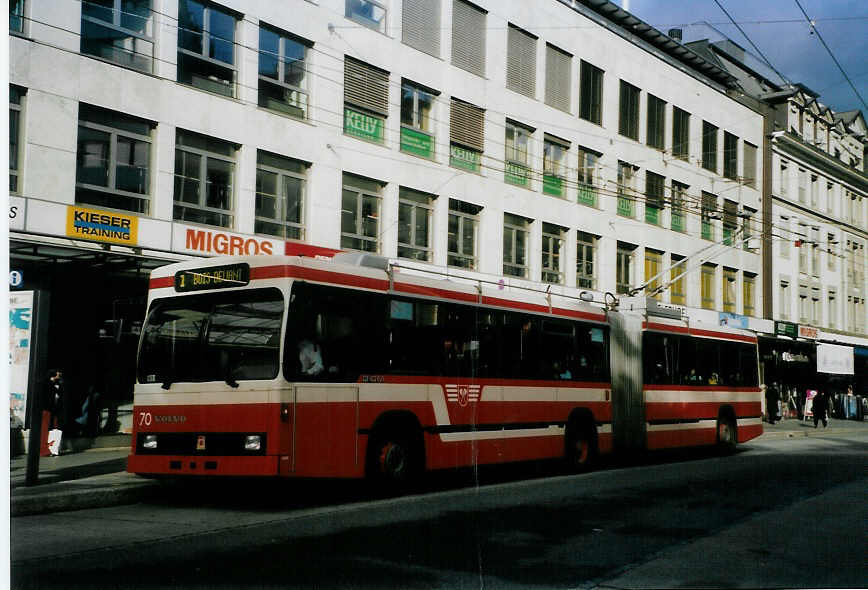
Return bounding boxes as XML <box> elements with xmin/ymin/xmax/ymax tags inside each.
<box><xmin>66</xmin><ymin>206</ymin><xmax>139</xmax><ymax>246</ymax></box>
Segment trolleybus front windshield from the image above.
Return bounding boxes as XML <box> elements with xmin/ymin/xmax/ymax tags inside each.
<box><xmin>138</xmin><ymin>288</ymin><xmax>284</xmax><ymax>387</ymax></box>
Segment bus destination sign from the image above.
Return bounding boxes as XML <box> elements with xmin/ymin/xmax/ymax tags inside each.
<box><xmin>175</xmin><ymin>263</ymin><xmax>251</xmax><ymax>292</ymax></box>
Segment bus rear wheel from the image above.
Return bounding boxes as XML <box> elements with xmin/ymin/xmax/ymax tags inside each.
<box><xmin>367</xmin><ymin>427</ymin><xmax>421</xmax><ymax>492</ymax></box>
<box><xmin>565</xmin><ymin>419</ymin><xmax>597</xmax><ymax>473</ymax></box>
<box><xmin>716</xmin><ymin>415</ymin><xmax>737</xmax><ymax>454</ymax></box>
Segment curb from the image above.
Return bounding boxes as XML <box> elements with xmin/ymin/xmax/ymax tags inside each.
<box><xmin>11</xmin><ymin>478</ymin><xmax>160</xmax><ymax>517</ymax></box>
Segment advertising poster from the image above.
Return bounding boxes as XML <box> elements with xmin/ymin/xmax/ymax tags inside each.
<box><xmin>9</xmin><ymin>290</ymin><xmax>34</xmax><ymax>425</ymax></box>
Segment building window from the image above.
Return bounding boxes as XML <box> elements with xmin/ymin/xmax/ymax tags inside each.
<box><xmin>541</xmin><ymin>223</ymin><xmax>565</xmax><ymax>284</ymax></box>
<box><xmin>544</xmin><ymin>43</ymin><xmax>571</xmax><ymax>112</ymax></box>
<box><xmin>798</xmin><ymin>224</ymin><xmax>808</xmax><ymax>274</ymax></box>
<box><xmin>780</xmin><ymin>280</ymin><xmax>791</xmax><ymax>320</ymax></box>
<box><xmin>700</xmin><ymin>263</ymin><xmax>716</xmax><ymax>310</ymax></box>
<box><xmin>76</xmin><ymin>104</ymin><xmax>153</xmax><ymax>214</ymax></box>
<box><xmin>646</xmin><ymin>94</ymin><xmax>665</xmax><ymax>150</ymax></box>
<box><xmin>577</xmin><ymin>147</ymin><xmax>600</xmax><ymax>207</ymax></box>
<box><xmin>779</xmin><ymin>161</ymin><xmax>788</xmax><ymax>196</ymax></box>
<box><xmin>723</xmin><ymin>132</ymin><xmax>738</xmax><ymax>180</ymax></box>
<box><xmin>672</xmin><ymin>106</ymin><xmax>690</xmax><ymax>160</ymax></box>
<box><xmin>797</xmin><ymin>168</ymin><xmax>807</xmax><ymax>203</ymax></box>
<box><xmin>644</xmin><ymin>248</ymin><xmax>663</xmax><ymax>300</ymax></box>
<box><xmin>616</xmin><ymin>243</ymin><xmax>635</xmax><ymax>295</ymax></box>
<box><xmin>451</xmin><ymin>0</ymin><xmax>486</xmax><ymax>77</ymax></box>
<box><xmin>402</xmin><ymin>0</ymin><xmax>440</xmax><ymax>56</ymax></box>
<box><xmin>10</xmin><ymin>0</ymin><xmax>24</xmax><ymax>34</ymax></box>
<box><xmin>779</xmin><ymin>215</ymin><xmax>790</xmax><ymax>259</ymax></box>
<box><xmin>448</xmin><ymin>198</ymin><xmax>481</xmax><ymax>269</ymax></box>
<box><xmin>449</xmin><ymin>98</ymin><xmax>484</xmax><ymax>172</ymax></box>
<box><xmin>722</xmin><ymin>267</ymin><xmax>737</xmax><ymax>313</ymax></box>
<box><xmin>810</xmin><ymin>174</ymin><xmax>818</xmax><ymax>207</ymax></box>
<box><xmin>505</xmin><ymin>120</ymin><xmax>533</xmax><ymax>187</ymax></box>
<box><xmin>503</xmin><ymin>213</ymin><xmax>530</xmax><ymax>278</ymax></box>
<box><xmin>671</xmin><ymin>181</ymin><xmax>687</xmax><ymax>233</ymax></box>
<box><xmin>670</xmin><ymin>254</ymin><xmax>686</xmax><ymax>305</ymax></box>
<box><xmin>579</xmin><ymin>60</ymin><xmax>603</xmax><ymax>125</ymax></box>
<box><xmin>617</xmin><ymin>161</ymin><xmax>637</xmax><ymax>218</ymax></box>
<box><xmin>506</xmin><ymin>24</ymin><xmax>537</xmax><ymax>99</ymax></box>
<box><xmin>723</xmin><ymin>200</ymin><xmax>737</xmax><ymax>246</ymax></box>
<box><xmin>828</xmin><ymin>233</ymin><xmax>837</xmax><ymax>271</ymax></box>
<box><xmin>826</xmin><ymin>182</ymin><xmax>835</xmax><ymax>214</ymax></box>
<box><xmin>827</xmin><ymin>291</ymin><xmax>836</xmax><ymax>328</ymax></box>
<box><xmin>543</xmin><ymin>135</ymin><xmax>568</xmax><ymax>197</ymax></box>
<box><xmin>811</xmin><ymin>231</ymin><xmax>820</xmax><ymax>277</ymax></box>
<box><xmin>702</xmin><ymin>121</ymin><xmax>718</xmax><ymax>172</ymax></box>
<box><xmin>177</xmin><ymin>0</ymin><xmax>237</xmax><ymax>97</ymax></box>
<box><xmin>798</xmin><ymin>285</ymin><xmax>809</xmax><ymax>323</ymax></box>
<box><xmin>173</xmin><ymin>130</ymin><xmax>234</xmax><ymax>227</ymax></box>
<box><xmin>341</xmin><ymin>173</ymin><xmax>382</xmax><ymax>252</ymax></box>
<box><xmin>644</xmin><ymin>171</ymin><xmax>664</xmax><ymax>225</ymax></box>
<box><xmin>743</xmin><ymin>273</ymin><xmax>756</xmax><ymax>317</ymax></box>
<box><xmin>346</xmin><ymin>0</ymin><xmax>387</xmax><ymax>33</ymax></box>
<box><xmin>258</xmin><ymin>25</ymin><xmax>310</xmax><ymax>119</ymax></box>
<box><xmin>742</xmin><ymin>207</ymin><xmax>756</xmax><ymax>251</ymax></box>
<box><xmin>743</xmin><ymin>142</ymin><xmax>757</xmax><ymax>188</ymax></box>
<box><xmin>255</xmin><ymin>150</ymin><xmax>306</xmax><ymax>240</ymax></box>
<box><xmin>9</xmin><ymin>86</ymin><xmax>24</xmax><ymax>194</ymax></box>
<box><xmin>400</xmin><ymin>80</ymin><xmax>437</xmax><ymax>159</ymax></box>
<box><xmin>811</xmin><ymin>288</ymin><xmax>821</xmax><ymax>325</ymax></box>
<box><xmin>701</xmin><ymin>191</ymin><xmax>717</xmax><ymax>241</ymax></box>
<box><xmin>344</xmin><ymin>57</ymin><xmax>389</xmax><ymax>144</ymax></box>
<box><xmin>397</xmin><ymin>187</ymin><xmax>434</xmax><ymax>261</ymax></box>
<box><xmin>618</xmin><ymin>80</ymin><xmax>640</xmax><ymax>140</ymax></box>
<box><xmin>81</xmin><ymin>0</ymin><xmax>153</xmax><ymax>72</ymax></box>
<box><xmin>576</xmin><ymin>231</ymin><xmax>597</xmax><ymax>289</ymax></box>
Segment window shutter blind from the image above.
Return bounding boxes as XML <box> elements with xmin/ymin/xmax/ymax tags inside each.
<box><xmin>450</xmin><ymin>98</ymin><xmax>485</xmax><ymax>151</ymax></box>
<box><xmin>402</xmin><ymin>0</ymin><xmax>441</xmax><ymax>57</ymax></box>
<box><xmin>344</xmin><ymin>57</ymin><xmax>389</xmax><ymax>116</ymax></box>
<box><xmin>451</xmin><ymin>0</ymin><xmax>486</xmax><ymax>77</ymax></box>
<box><xmin>506</xmin><ymin>25</ymin><xmax>536</xmax><ymax>98</ymax></box>
<box><xmin>544</xmin><ymin>44</ymin><xmax>571</xmax><ymax>112</ymax></box>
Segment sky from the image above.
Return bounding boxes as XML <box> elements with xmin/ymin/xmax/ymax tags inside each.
<box><xmin>624</xmin><ymin>0</ymin><xmax>868</xmax><ymax>115</ymax></box>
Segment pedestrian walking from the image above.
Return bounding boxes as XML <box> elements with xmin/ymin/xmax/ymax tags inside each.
<box><xmin>46</xmin><ymin>369</ymin><xmax>66</xmax><ymax>429</ymax></box>
<box><xmin>813</xmin><ymin>390</ymin><xmax>829</xmax><ymax>428</ymax></box>
<box><xmin>765</xmin><ymin>382</ymin><xmax>780</xmax><ymax>424</ymax></box>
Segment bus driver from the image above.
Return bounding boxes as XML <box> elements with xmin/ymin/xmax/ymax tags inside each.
<box><xmin>298</xmin><ymin>339</ymin><xmax>324</xmax><ymax>376</ymax></box>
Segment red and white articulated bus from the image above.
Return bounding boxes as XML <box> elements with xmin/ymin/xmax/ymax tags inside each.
<box><xmin>128</xmin><ymin>253</ymin><xmax>762</xmax><ymax>484</ymax></box>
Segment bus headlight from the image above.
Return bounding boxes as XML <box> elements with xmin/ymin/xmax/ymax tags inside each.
<box><xmin>143</xmin><ymin>434</ymin><xmax>158</xmax><ymax>449</ymax></box>
<box><xmin>244</xmin><ymin>435</ymin><xmax>261</xmax><ymax>451</ymax></box>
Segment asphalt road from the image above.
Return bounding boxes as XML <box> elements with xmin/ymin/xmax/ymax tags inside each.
<box><xmin>11</xmin><ymin>431</ymin><xmax>868</xmax><ymax>589</ymax></box>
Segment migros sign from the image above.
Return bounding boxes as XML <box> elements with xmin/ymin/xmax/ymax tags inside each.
<box><xmin>174</xmin><ymin>225</ymin><xmax>281</xmax><ymax>257</ymax></box>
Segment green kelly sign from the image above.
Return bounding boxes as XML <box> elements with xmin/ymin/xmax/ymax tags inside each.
<box><xmin>775</xmin><ymin>321</ymin><xmax>798</xmax><ymax>339</ymax></box>
<box><xmin>450</xmin><ymin>144</ymin><xmax>480</xmax><ymax>172</ymax></box>
<box><xmin>344</xmin><ymin>107</ymin><xmax>384</xmax><ymax>143</ymax></box>
<box><xmin>505</xmin><ymin>162</ymin><xmax>530</xmax><ymax>187</ymax></box>
<box><xmin>400</xmin><ymin>127</ymin><xmax>433</xmax><ymax>158</ymax></box>
<box><xmin>543</xmin><ymin>174</ymin><xmax>563</xmax><ymax>196</ymax></box>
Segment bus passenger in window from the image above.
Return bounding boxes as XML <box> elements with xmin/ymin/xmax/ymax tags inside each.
<box><xmin>298</xmin><ymin>339</ymin><xmax>324</xmax><ymax>376</ymax></box>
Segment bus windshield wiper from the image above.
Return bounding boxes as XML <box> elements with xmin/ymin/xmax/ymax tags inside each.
<box><xmin>225</xmin><ymin>377</ymin><xmax>239</xmax><ymax>388</ymax></box>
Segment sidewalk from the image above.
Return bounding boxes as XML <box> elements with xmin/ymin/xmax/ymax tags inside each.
<box><xmin>9</xmin><ymin>419</ymin><xmax>868</xmax><ymax>517</ymax></box>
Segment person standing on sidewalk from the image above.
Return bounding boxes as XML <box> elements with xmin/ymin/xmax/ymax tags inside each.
<box><xmin>813</xmin><ymin>390</ymin><xmax>829</xmax><ymax>428</ymax></box>
<box><xmin>46</xmin><ymin>369</ymin><xmax>66</xmax><ymax>429</ymax></box>
<box><xmin>765</xmin><ymin>382</ymin><xmax>780</xmax><ymax>424</ymax></box>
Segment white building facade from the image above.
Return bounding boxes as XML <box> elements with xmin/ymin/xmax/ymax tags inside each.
<box><xmin>9</xmin><ymin>0</ymin><xmax>768</xmax><ymax>402</ymax></box>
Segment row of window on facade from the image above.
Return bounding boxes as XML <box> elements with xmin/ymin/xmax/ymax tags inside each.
<box><xmin>777</xmin><ymin>214</ymin><xmax>866</xmax><ymax>282</ymax></box>
<box><xmin>11</xmin><ymin>0</ymin><xmax>759</xmax><ymax>194</ymax></box>
<box><xmin>778</xmin><ymin>160</ymin><xmax>867</xmax><ymax>229</ymax></box>
<box><xmin>777</xmin><ymin>279</ymin><xmax>866</xmax><ymax>333</ymax></box>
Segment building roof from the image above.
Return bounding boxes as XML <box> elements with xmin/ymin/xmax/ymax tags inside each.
<box><xmin>562</xmin><ymin>0</ymin><xmax>740</xmax><ymax>89</ymax></box>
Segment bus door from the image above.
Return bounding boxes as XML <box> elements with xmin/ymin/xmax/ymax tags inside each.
<box><xmin>292</xmin><ymin>384</ymin><xmax>360</xmax><ymax>477</ymax></box>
